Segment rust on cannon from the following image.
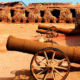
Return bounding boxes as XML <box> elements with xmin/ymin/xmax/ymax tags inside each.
<box><xmin>6</xmin><ymin>35</ymin><xmax>80</xmax><ymax>64</ymax></box>
<box><xmin>36</xmin><ymin>29</ymin><xmax>47</xmax><ymax>34</ymax></box>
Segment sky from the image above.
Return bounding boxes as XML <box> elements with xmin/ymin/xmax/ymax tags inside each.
<box><xmin>0</xmin><ymin>0</ymin><xmax>80</xmax><ymax>6</ymax></box>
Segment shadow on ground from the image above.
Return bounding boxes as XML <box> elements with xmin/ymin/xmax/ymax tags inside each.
<box><xmin>70</xmin><ymin>66</ymin><xmax>80</xmax><ymax>72</ymax></box>
<box><xmin>10</xmin><ymin>69</ymin><xmax>34</xmax><ymax>80</ymax></box>
<box><xmin>0</xmin><ymin>77</ymin><xmax>14</xmax><ymax>80</ymax></box>
<box><xmin>0</xmin><ymin>66</ymin><xmax>80</xmax><ymax>80</ymax></box>
<box><xmin>0</xmin><ymin>69</ymin><xmax>34</xmax><ymax>80</ymax></box>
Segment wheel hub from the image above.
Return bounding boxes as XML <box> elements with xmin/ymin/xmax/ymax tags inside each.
<box><xmin>47</xmin><ymin>65</ymin><xmax>54</xmax><ymax>72</ymax></box>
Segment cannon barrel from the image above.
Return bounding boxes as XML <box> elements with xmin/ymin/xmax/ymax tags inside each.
<box><xmin>38</xmin><ymin>24</ymin><xmax>80</xmax><ymax>35</ymax></box>
<box><xmin>38</xmin><ymin>24</ymin><xmax>52</xmax><ymax>30</ymax></box>
<box><xmin>7</xmin><ymin>35</ymin><xmax>80</xmax><ymax>63</ymax></box>
<box><xmin>36</xmin><ymin>29</ymin><xmax>47</xmax><ymax>34</ymax></box>
<box><xmin>7</xmin><ymin>35</ymin><xmax>53</xmax><ymax>53</ymax></box>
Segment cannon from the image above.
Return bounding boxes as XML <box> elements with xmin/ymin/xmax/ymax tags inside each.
<box><xmin>37</xmin><ymin>24</ymin><xmax>80</xmax><ymax>35</ymax></box>
<box><xmin>6</xmin><ymin>35</ymin><xmax>80</xmax><ymax>80</ymax></box>
<box><xmin>37</xmin><ymin>26</ymin><xmax>59</xmax><ymax>38</ymax></box>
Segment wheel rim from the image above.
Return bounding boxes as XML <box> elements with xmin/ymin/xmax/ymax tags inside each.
<box><xmin>30</xmin><ymin>47</ymin><xmax>70</xmax><ymax>80</ymax></box>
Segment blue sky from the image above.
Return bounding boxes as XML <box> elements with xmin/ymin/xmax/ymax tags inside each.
<box><xmin>1</xmin><ymin>0</ymin><xmax>80</xmax><ymax>6</ymax></box>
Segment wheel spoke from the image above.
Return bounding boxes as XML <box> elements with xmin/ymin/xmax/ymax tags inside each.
<box><xmin>53</xmin><ymin>59</ymin><xmax>65</xmax><ymax>65</ymax></box>
<box><xmin>42</xmin><ymin>57</ymin><xmax>46</xmax><ymax>61</ymax></box>
<box><xmin>55</xmin><ymin>66</ymin><xmax>67</xmax><ymax>70</ymax></box>
<box><xmin>36</xmin><ymin>57</ymin><xmax>47</xmax><ymax>65</ymax></box>
<box><xmin>54</xmin><ymin>69</ymin><xmax>63</xmax><ymax>77</ymax></box>
<box><xmin>36</xmin><ymin>69</ymin><xmax>47</xmax><ymax>75</ymax></box>
<box><xmin>57</xmin><ymin>59</ymin><xmax>65</xmax><ymax>64</ymax></box>
<box><xmin>52</xmin><ymin>71</ymin><xmax>55</xmax><ymax>80</ymax></box>
<box><xmin>44</xmin><ymin>51</ymin><xmax>49</xmax><ymax>64</ymax></box>
<box><xmin>32</xmin><ymin>65</ymin><xmax>46</xmax><ymax>68</ymax></box>
<box><xmin>44</xmin><ymin>72</ymin><xmax>49</xmax><ymax>80</ymax></box>
<box><xmin>52</xmin><ymin>52</ymin><xmax>56</xmax><ymax>62</ymax></box>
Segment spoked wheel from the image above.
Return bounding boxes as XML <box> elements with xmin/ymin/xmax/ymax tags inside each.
<box><xmin>46</xmin><ymin>26</ymin><xmax>58</xmax><ymax>38</ymax></box>
<box><xmin>30</xmin><ymin>47</ymin><xmax>70</xmax><ymax>80</ymax></box>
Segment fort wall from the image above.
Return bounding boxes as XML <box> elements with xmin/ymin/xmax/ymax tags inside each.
<box><xmin>0</xmin><ymin>2</ymin><xmax>79</xmax><ymax>24</ymax></box>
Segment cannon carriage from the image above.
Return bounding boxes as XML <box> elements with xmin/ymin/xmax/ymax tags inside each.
<box><xmin>6</xmin><ymin>33</ymin><xmax>80</xmax><ymax>80</ymax></box>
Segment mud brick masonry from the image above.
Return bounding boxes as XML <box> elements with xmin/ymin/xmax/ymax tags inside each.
<box><xmin>0</xmin><ymin>1</ymin><xmax>80</xmax><ymax>26</ymax></box>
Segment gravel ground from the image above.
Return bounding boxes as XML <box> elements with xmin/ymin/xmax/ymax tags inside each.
<box><xmin>0</xmin><ymin>22</ymin><xmax>80</xmax><ymax>80</ymax></box>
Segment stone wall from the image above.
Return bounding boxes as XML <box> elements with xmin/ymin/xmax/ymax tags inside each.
<box><xmin>75</xmin><ymin>9</ymin><xmax>80</xmax><ymax>29</ymax></box>
<box><xmin>0</xmin><ymin>2</ymin><xmax>79</xmax><ymax>23</ymax></box>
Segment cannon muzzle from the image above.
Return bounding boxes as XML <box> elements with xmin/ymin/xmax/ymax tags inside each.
<box><xmin>6</xmin><ymin>35</ymin><xmax>80</xmax><ymax>63</ymax></box>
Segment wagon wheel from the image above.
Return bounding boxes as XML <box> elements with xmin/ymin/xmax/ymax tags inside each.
<box><xmin>30</xmin><ymin>47</ymin><xmax>70</xmax><ymax>80</ymax></box>
<box><xmin>46</xmin><ymin>26</ymin><xmax>58</xmax><ymax>38</ymax></box>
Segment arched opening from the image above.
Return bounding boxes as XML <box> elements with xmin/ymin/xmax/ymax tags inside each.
<box><xmin>0</xmin><ymin>19</ymin><xmax>2</xmax><ymax>22</ymax></box>
<box><xmin>12</xmin><ymin>19</ymin><xmax>15</xmax><ymax>23</ymax></box>
<box><xmin>0</xmin><ymin>9</ymin><xmax>2</xmax><ymax>11</ymax></box>
<box><xmin>51</xmin><ymin>9</ymin><xmax>60</xmax><ymax>18</ymax></box>
<box><xmin>41</xmin><ymin>19</ymin><xmax>45</xmax><ymax>23</ymax></box>
<box><xmin>73</xmin><ymin>20</ymin><xmax>75</xmax><ymax>23</ymax></box>
<box><xmin>10</xmin><ymin>10</ymin><xmax>14</xmax><ymax>17</ymax></box>
<box><xmin>20</xmin><ymin>7</ymin><xmax>24</xmax><ymax>9</ymax></box>
<box><xmin>66</xmin><ymin>20</ymin><xmax>69</xmax><ymax>23</ymax></box>
<box><xmin>70</xmin><ymin>9</ymin><xmax>76</xmax><ymax>18</ymax></box>
<box><xmin>35</xmin><ymin>20</ymin><xmax>38</xmax><ymax>23</ymax></box>
<box><xmin>26</xmin><ymin>20</ymin><xmax>29</xmax><ymax>23</ymax></box>
<box><xmin>20</xmin><ymin>19</ymin><xmax>23</xmax><ymax>23</ymax></box>
<box><xmin>50</xmin><ymin>20</ymin><xmax>53</xmax><ymax>23</ymax></box>
<box><xmin>56</xmin><ymin>20</ymin><xmax>59</xmax><ymax>23</ymax></box>
<box><xmin>40</xmin><ymin>11</ymin><xmax>45</xmax><ymax>17</ymax></box>
<box><xmin>25</xmin><ymin>11</ymin><xmax>29</xmax><ymax>17</ymax></box>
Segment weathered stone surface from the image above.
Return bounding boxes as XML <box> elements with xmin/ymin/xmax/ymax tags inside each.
<box><xmin>0</xmin><ymin>2</ymin><xmax>79</xmax><ymax>24</ymax></box>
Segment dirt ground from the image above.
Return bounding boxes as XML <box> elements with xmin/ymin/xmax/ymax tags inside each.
<box><xmin>0</xmin><ymin>22</ymin><xmax>80</xmax><ymax>80</ymax></box>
